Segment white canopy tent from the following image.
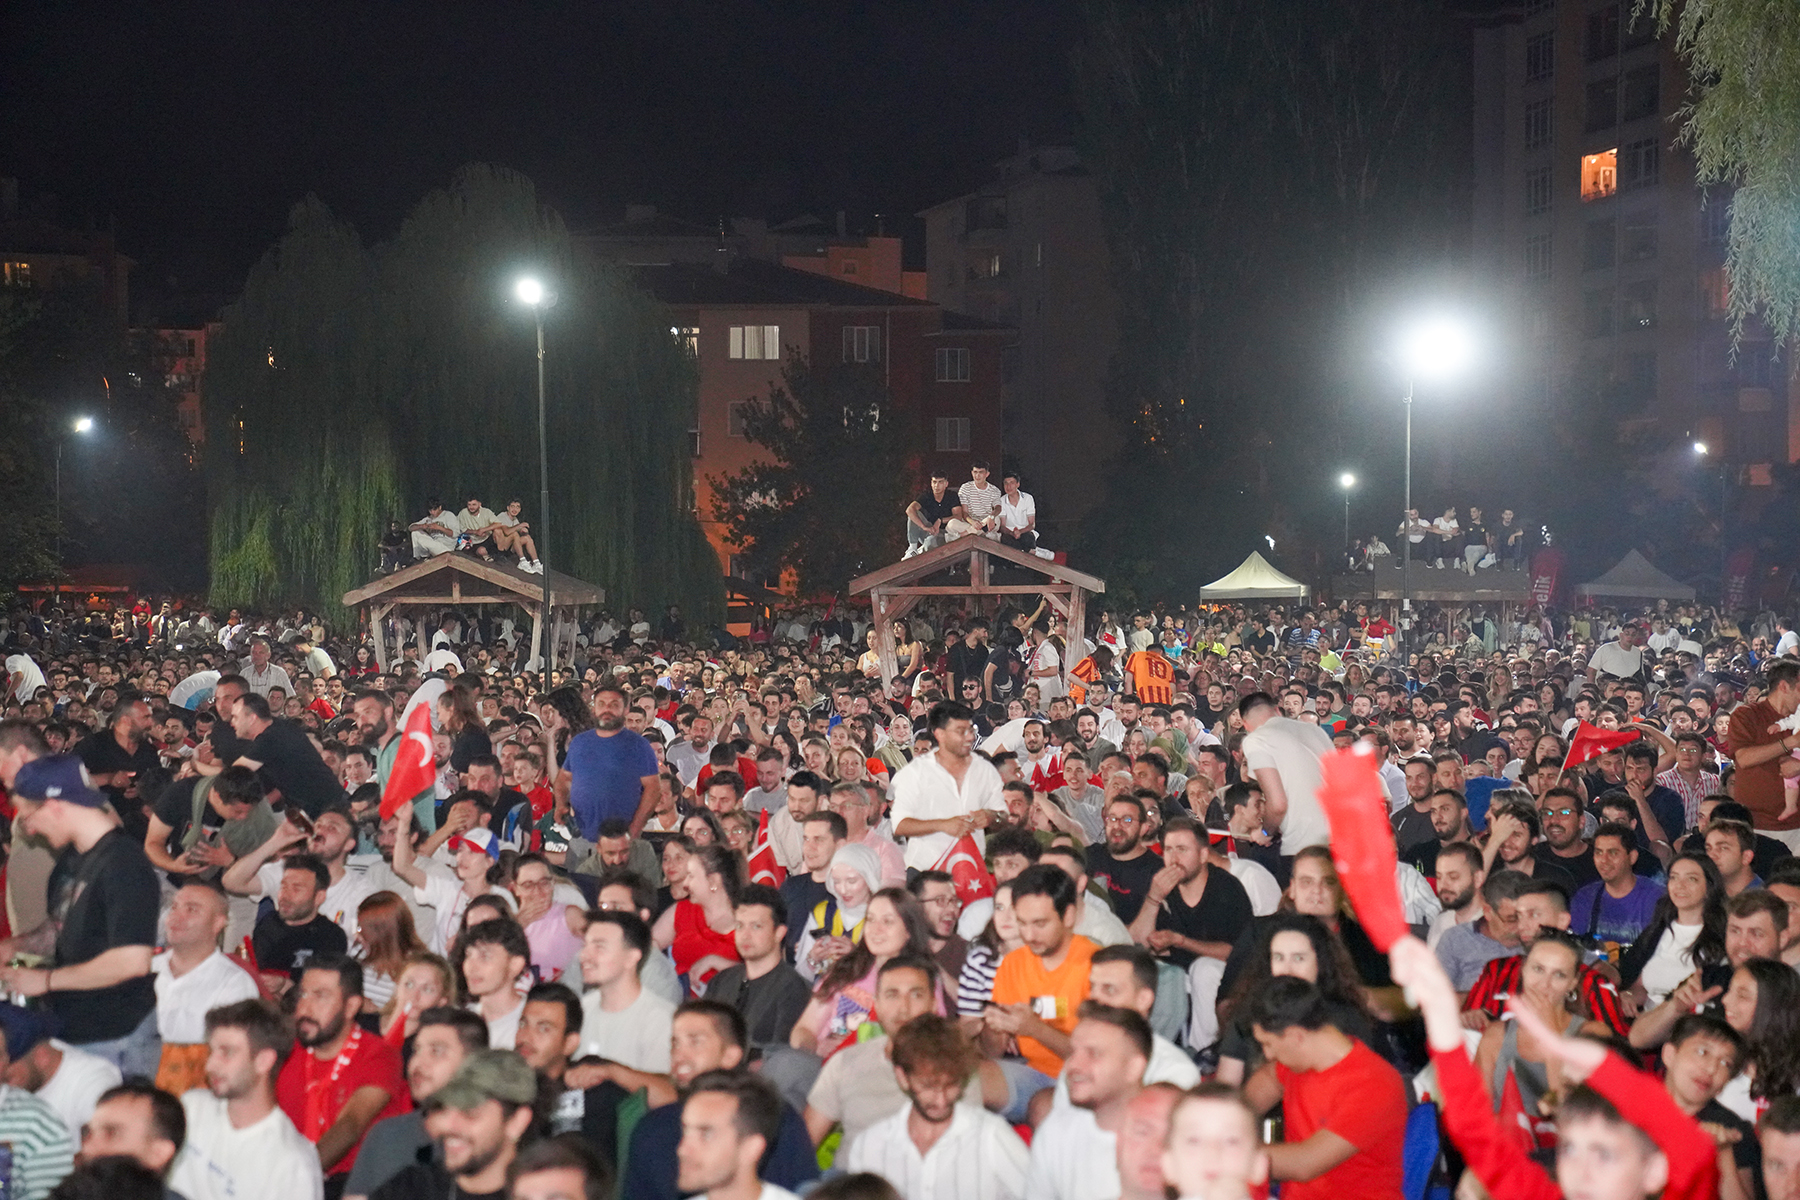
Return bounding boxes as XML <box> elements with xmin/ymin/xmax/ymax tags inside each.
<box><xmin>1198</xmin><ymin>551</ymin><xmax>1310</xmax><ymax>600</ymax></box>
<box><xmin>1576</xmin><ymin>549</ymin><xmax>1695</xmax><ymax>602</ymax></box>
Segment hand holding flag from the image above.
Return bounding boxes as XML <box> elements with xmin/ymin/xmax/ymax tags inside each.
<box><xmin>380</xmin><ymin>702</ymin><xmax>437</xmax><ymax>820</ymax></box>
<box><xmin>931</xmin><ymin>832</ymin><xmax>994</xmax><ymax>904</ymax></box>
<box><xmin>747</xmin><ymin>808</ymin><xmax>786</xmax><ymax>887</ymax></box>
<box><xmin>1561</xmin><ymin>721</ymin><xmax>1641</xmax><ymax>772</ymax></box>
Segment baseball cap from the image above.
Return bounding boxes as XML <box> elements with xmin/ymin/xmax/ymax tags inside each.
<box><xmin>11</xmin><ymin>755</ymin><xmax>108</xmax><ymax>808</ymax></box>
<box><xmin>0</xmin><ymin>1006</ymin><xmax>56</xmax><ymax>1059</ymax></box>
<box><xmin>427</xmin><ymin>1049</ymin><xmax>538</xmax><ymax>1111</ymax></box>
<box><xmin>447</xmin><ymin>828</ymin><xmax>499</xmax><ymax>860</ymax></box>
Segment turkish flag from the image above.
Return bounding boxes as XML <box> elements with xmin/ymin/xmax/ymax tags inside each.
<box><xmin>747</xmin><ymin>809</ymin><xmax>786</xmax><ymax>887</ymax></box>
<box><xmin>1314</xmin><ymin>742</ymin><xmax>1410</xmax><ymax>951</ymax></box>
<box><xmin>1561</xmin><ymin>721</ymin><xmax>1641</xmax><ymax>772</ymax></box>
<box><xmin>931</xmin><ymin>832</ymin><xmax>995</xmax><ymax>904</ymax></box>
<box><xmin>380</xmin><ymin>702</ymin><xmax>437</xmax><ymax>820</ymax></box>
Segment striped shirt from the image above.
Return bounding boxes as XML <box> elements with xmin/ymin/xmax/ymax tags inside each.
<box><xmin>1463</xmin><ymin>954</ymin><xmax>1630</xmax><ymax>1036</ymax></box>
<box><xmin>956</xmin><ymin>942</ymin><xmax>1003</xmax><ymax>1016</ymax></box>
<box><xmin>0</xmin><ymin>1085</ymin><xmax>75</xmax><ymax>1200</ymax></box>
<box><xmin>844</xmin><ymin>1105</ymin><xmax>1030</xmax><ymax>1200</ymax></box>
<box><xmin>1657</xmin><ymin>767</ymin><xmax>1721</xmax><ymax>832</ymax></box>
<box><xmin>957</xmin><ymin>482</ymin><xmax>1003</xmax><ymax>523</ymax></box>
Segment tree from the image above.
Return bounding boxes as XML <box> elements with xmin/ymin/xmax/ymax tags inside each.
<box><xmin>1653</xmin><ymin>0</ymin><xmax>1800</xmax><ymax>344</ymax></box>
<box><xmin>709</xmin><ymin>356</ymin><xmax>912</xmax><ymax>598</ymax></box>
<box><xmin>205</xmin><ymin>165</ymin><xmax>722</xmax><ymax>625</ymax></box>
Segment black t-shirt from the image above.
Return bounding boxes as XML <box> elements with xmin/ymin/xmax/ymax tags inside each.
<box><xmin>1221</xmin><ymin>914</ymin><xmax>1393</xmax><ymax>998</ymax></box>
<box><xmin>50</xmin><ymin>827</ymin><xmax>160</xmax><ymax>1040</ymax></box>
<box><xmin>704</xmin><ymin>961</ymin><xmax>813</xmax><ymax>1051</ymax></box>
<box><xmin>946</xmin><ymin>640</ymin><xmax>987</xmax><ymax>696</ymax></box>
<box><xmin>1518</xmin><ymin>853</ymin><xmax>1579</xmax><ymax>893</ymax></box>
<box><xmin>1086</xmin><ymin>846</ymin><xmax>1164</xmax><ymax>925</ymax></box>
<box><xmin>74</xmin><ymin>731</ymin><xmax>165</xmax><ymax>840</ymax></box>
<box><xmin>984</xmin><ymin>646</ymin><xmax>1020</xmax><ymax>701</ymax></box>
<box><xmin>245</xmin><ymin>718</ymin><xmax>346</xmax><ymax>817</ymax></box>
<box><xmin>371</xmin><ymin>1163</ymin><xmax>502</xmax><ymax>1200</ymax></box>
<box><xmin>1154</xmin><ymin>866</ymin><xmax>1254</xmax><ymax>969</ymax></box>
<box><xmin>253</xmin><ymin>911</ymin><xmax>349</xmax><ymax>978</ymax></box>
<box><xmin>151</xmin><ymin>777</ymin><xmax>226</xmax><ymax>850</ymax></box>
<box><xmin>1390</xmin><ymin>806</ymin><xmax>1437</xmax><ymax>853</ymax></box>
<box><xmin>1698</xmin><ymin>1098</ymin><xmax>1760</xmax><ymax>1185</ymax></box>
<box><xmin>779</xmin><ymin>874</ymin><xmax>831</xmax><ymax>956</ymax></box>
<box><xmin>1463</xmin><ymin>521</ymin><xmax>1488</xmax><ymax>550</ymax></box>
<box><xmin>1402</xmin><ymin>839</ymin><xmax>1443</xmax><ymax>880</ymax></box>
<box><xmin>1244</xmin><ymin>629</ymin><xmax>1275</xmax><ymax>654</ymax></box>
<box><xmin>1543</xmin><ymin>844</ymin><xmax>1601</xmax><ymax>891</ymax></box>
<box><xmin>912</xmin><ymin>491</ymin><xmax>956</xmax><ymax>528</ymax></box>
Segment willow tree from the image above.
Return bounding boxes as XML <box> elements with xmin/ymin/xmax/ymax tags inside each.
<box><xmin>206</xmin><ymin>166</ymin><xmax>721</xmax><ymax>625</ymax></box>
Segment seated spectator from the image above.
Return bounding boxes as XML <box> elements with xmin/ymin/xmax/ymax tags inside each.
<box><xmin>982</xmin><ymin>865</ymin><xmax>1097</xmax><ymax>1121</ymax></box>
<box><xmin>1025</xmin><ymin>1003</ymin><xmax>1152</xmax><ymax>1200</ymax></box>
<box><xmin>902</xmin><ymin>473</ymin><xmax>956</xmax><ymax>559</ymax></box>
<box><xmin>505</xmin><ymin>1135</ymin><xmax>614</xmax><ymax>1200</ymax></box>
<box><xmin>569</xmin><ymin>911</ymin><xmax>675</xmax><ymax>1084</ymax></box>
<box><xmin>369</xmin><ymin>1049</ymin><xmax>535</xmax><ymax>1200</ymax></box>
<box><xmin>151</xmin><ymin>882</ymin><xmax>261</xmax><ymax>1095</ymax></box>
<box><xmin>251</xmin><ymin>854</ymin><xmax>349</xmax><ymax>998</ymax></box>
<box><xmin>782</xmin><ymin>812</ymin><xmax>844</xmax><ymax>960</ymax></box>
<box><xmin>0</xmin><ymin>1005</ymin><xmax>123</xmax><ymax>1145</ymax></box>
<box><xmin>1570</xmin><ymin>821</ymin><xmax>1663</xmax><ymax>949</ymax></box>
<box><xmin>1617</xmin><ymin>851</ymin><xmax>1729</xmax><ymax>1011</ymax></box>
<box><xmin>908</xmin><ymin>870</ymin><xmax>969</xmax><ymax>981</ymax></box>
<box><xmin>1660</xmin><ymin>1014</ymin><xmax>1758</xmax><ymax>1199</ymax></box>
<box><xmin>489</xmin><ymin>499</ymin><xmax>542</xmax><ymax>574</ymax></box>
<box><xmin>794</xmin><ymin>843</ymin><xmax>880</xmax><ymax>984</ymax></box>
<box><xmin>996</xmin><ymin>472</ymin><xmax>1037</xmax><ymax>554</ymax></box>
<box><xmin>507</xmin><ymin>853</ymin><xmax>584</xmax><ymax>981</ymax></box>
<box><xmin>1160</xmin><ymin>1084</ymin><xmax>1270</xmax><ymax>1200</ymax></box>
<box><xmin>342</xmin><ymin>1006</ymin><xmax>487</xmax><ymax>1200</ymax></box>
<box><xmin>1435</xmin><ymin>866</ymin><xmax>1531</xmax><ymax>991</ymax></box>
<box><xmin>955</xmin><ymin>881</ymin><xmax>1023</xmax><ymax>1016</ymax></box>
<box><xmin>1214</xmin><ymin>914</ymin><xmax>1375</xmax><ymax>1088</ymax></box>
<box><xmin>74</xmin><ymin>1079</ymin><xmax>187</xmax><ymax>1183</ymax></box>
<box><xmin>1473</xmin><ymin>931</ymin><xmax>1613</xmax><ymax>1117</ymax></box>
<box><xmin>458</xmin><ymin>918</ymin><xmax>529</xmax><ymax>1050</ymax></box>
<box><xmin>790</xmin><ymin>889</ymin><xmax>942</xmax><ymax>1060</ymax></box>
<box><xmin>1462</xmin><ymin>878</ymin><xmax>1629</xmax><ymax>1036</ymax></box>
<box><xmin>408</xmin><ymin>501</ymin><xmax>457</xmax><ymax>561</ymax></box>
<box><xmin>652</xmin><ymin>844</ymin><xmax>743</xmax><ymax>992</ymax></box>
<box><xmin>703</xmin><ymin>885</ymin><xmax>812</xmax><ymax>1055</ymax></box>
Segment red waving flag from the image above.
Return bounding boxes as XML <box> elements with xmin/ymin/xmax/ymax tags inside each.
<box><xmin>747</xmin><ymin>809</ymin><xmax>786</xmax><ymax>887</ymax></box>
<box><xmin>380</xmin><ymin>702</ymin><xmax>437</xmax><ymax>820</ymax></box>
<box><xmin>931</xmin><ymin>832</ymin><xmax>995</xmax><ymax>904</ymax></box>
<box><xmin>1314</xmin><ymin>742</ymin><xmax>1410</xmax><ymax>951</ymax></box>
<box><xmin>1561</xmin><ymin>721</ymin><xmax>1642</xmax><ymax>772</ymax></box>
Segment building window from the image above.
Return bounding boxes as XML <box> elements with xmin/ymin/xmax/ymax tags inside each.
<box><xmin>1586</xmin><ymin>5</ymin><xmax>1619</xmax><ymax>61</ymax></box>
<box><xmin>671</xmin><ymin>325</ymin><xmax>699</xmax><ymax>356</ymax></box>
<box><xmin>1700</xmin><ymin>267</ymin><xmax>1730</xmax><ymax>318</ymax></box>
<box><xmin>1622</xmin><ymin>6</ymin><xmax>1658</xmax><ymax>49</ymax></box>
<box><xmin>935</xmin><ymin>347</ymin><xmax>971</xmax><ymax>382</ymax></box>
<box><xmin>689</xmin><ymin>426</ymin><xmax>702</xmax><ymax>457</ymax></box>
<box><xmin>1</xmin><ymin>261</ymin><xmax>30</xmax><ymax>287</ymax></box>
<box><xmin>1621</xmin><ymin>216</ymin><xmax>1658</xmax><ymax>261</ymax></box>
<box><xmin>1585</xmin><ymin>78</ymin><xmax>1617</xmax><ymax>133</ymax></box>
<box><xmin>1581</xmin><ymin>149</ymin><xmax>1618</xmax><ymax>201</ymax></box>
<box><xmin>967</xmin><ymin>253</ymin><xmax>1004</xmax><ymax>282</ymax></box>
<box><xmin>728</xmin><ymin>325</ymin><xmax>781</xmax><ymax>361</ymax></box>
<box><xmin>1525</xmin><ymin>32</ymin><xmax>1555</xmax><ymax>82</ymax></box>
<box><xmin>1620</xmin><ymin>65</ymin><xmax>1659</xmax><ymax>123</ymax></box>
<box><xmin>1620</xmin><ymin>138</ymin><xmax>1659</xmax><ymax>190</ymax></box>
<box><xmin>1584</xmin><ymin>218</ymin><xmax>1616</xmax><ymax>268</ymax></box>
<box><xmin>935</xmin><ymin>417</ymin><xmax>972</xmax><ymax>452</ymax></box>
<box><xmin>1583</xmin><ymin>288</ymin><xmax>1614</xmax><ymax>338</ymax></box>
<box><xmin>842</xmin><ymin>325</ymin><xmax>882</xmax><ymax>364</ymax></box>
<box><xmin>1524</xmin><ymin>233</ymin><xmax>1552</xmax><ymax>280</ymax></box>
<box><xmin>1621</xmin><ymin>279</ymin><xmax>1658</xmax><ymax>330</ymax></box>
<box><xmin>1524</xmin><ymin>98</ymin><xmax>1554</xmax><ymax>150</ymax></box>
<box><xmin>1525</xmin><ymin>168</ymin><xmax>1552</xmax><ymax>216</ymax></box>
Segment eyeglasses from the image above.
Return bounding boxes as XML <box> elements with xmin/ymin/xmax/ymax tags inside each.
<box><xmin>1104</xmin><ymin>814</ymin><xmax>1139</xmax><ymax>826</ymax></box>
<box><xmin>1539</xmin><ymin>806</ymin><xmax>1577</xmax><ymax>817</ymax></box>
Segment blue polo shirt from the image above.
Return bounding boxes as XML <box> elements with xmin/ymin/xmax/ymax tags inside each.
<box><xmin>563</xmin><ymin>727</ymin><xmax>659</xmax><ymax>840</ymax></box>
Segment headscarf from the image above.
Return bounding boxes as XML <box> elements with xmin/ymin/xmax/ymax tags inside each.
<box><xmin>825</xmin><ymin>842</ymin><xmax>883</xmax><ymax>926</ymax></box>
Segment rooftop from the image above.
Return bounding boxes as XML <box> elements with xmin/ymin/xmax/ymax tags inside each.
<box><xmin>632</xmin><ymin>257</ymin><xmax>937</xmax><ymax>309</ymax></box>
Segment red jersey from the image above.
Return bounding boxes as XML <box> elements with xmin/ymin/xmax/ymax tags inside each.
<box><xmin>1462</xmin><ymin>954</ymin><xmax>1629</xmax><ymax>1036</ymax></box>
<box><xmin>1275</xmin><ymin>1037</ymin><xmax>1407</xmax><ymax>1200</ymax></box>
<box><xmin>276</xmin><ymin>1027</ymin><xmax>410</xmax><ymax>1177</ymax></box>
<box><xmin>1068</xmin><ymin>656</ymin><xmax>1102</xmax><ymax>706</ymax></box>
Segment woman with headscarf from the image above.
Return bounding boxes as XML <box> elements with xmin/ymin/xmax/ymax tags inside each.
<box><xmin>794</xmin><ymin>843</ymin><xmax>882</xmax><ymax>984</ymax></box>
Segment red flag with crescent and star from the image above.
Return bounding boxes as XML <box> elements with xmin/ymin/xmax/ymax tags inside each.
<box><xmin>380</xmin><ymin>702</ymin><xmax>437</xmax><ymax>820</ymax></box>
<box><xmin>748</xmin><ymin>808</ymin><xmax>786</xmax><ymax>887</ymax></box>
<box><xmin>1561</xmin><ymin>721</ymin><xmax>1641</xmax><ymax>773</ymax></box>
<box><xmin>931</xmin><ymin>832</ymin><xmax>995</xmax><ymax>904</ymax></box>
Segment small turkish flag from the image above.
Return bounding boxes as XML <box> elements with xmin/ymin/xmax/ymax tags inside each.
<box><xmin>931</xmin><ymin>832</ymin><xmax>994</xmax><ymax>904</ymax></box>
<box><xmin>380</xmin><ymin>702</ymin><xmax>437</xmax><ymax>820</ymax></box>
<box><xmin>1561</xmin><ymin>721</ymin><xmax>1642</xmax><ymax>772</ymax></box>
<box><xmin>747</xmin><ymin>809</ymin><xmax>786</xmax><ymax>887</ymax></box>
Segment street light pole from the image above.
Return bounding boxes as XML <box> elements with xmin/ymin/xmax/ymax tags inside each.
<box><xmin>516</xmin><ymin>277</ymin><xmax>553</xmax><ymax>673</ymax></box>
<box><xmin>1338</xmin><ymin>472</ymin><xmax>1356</xmax><ymax>557</ymax></box>
<box><xmin>54</xmin><ymin>416</ymin><xmax>95</xmax><ymax>569</ymax></box>
<box><xmin>1403</xmin><ymin>380</ymin><xmax>1413</xmax><ymax>651</ymax></box>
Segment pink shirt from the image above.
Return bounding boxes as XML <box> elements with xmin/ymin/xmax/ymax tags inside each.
<box><xmin>525</xmin><ymin>905</ymin><xmax>583</xmax><ymax>982</ymax></box>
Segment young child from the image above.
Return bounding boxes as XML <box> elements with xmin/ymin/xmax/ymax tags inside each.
<box><xmin>1162</xmin><ymin>1083</ymin><xmax>1270</xmax><ymax>1200</ymax></box>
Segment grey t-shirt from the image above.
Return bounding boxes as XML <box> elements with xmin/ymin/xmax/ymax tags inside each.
<box><xmin>343</xmin><ymin>1109</ymin><xmax>431</xmax><ymax>1198</ymax></box>
<box><xmin>1435</xmin><ymin>919</ymin><xmax>1520</xmax><ymax>991</ymax></box>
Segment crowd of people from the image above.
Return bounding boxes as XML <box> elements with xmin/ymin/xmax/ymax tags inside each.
<box><xmin>3</xmin><ymin>585</ymin><xmax>1800</xmax><ymax>1199</ymax></box>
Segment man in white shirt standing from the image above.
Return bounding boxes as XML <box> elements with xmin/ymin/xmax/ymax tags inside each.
<box><xmin>171</xmin><ymin>998</ymin><xmax>325</xmax><ymax>1200</ymax></box>
<box><xmin>1237</xmin><ymin>692</ymin><xmax>1333</xmax><ymax>855</ymax></box>
<box><xmin>843</xmin><ymin>1012</ymin><xmax>1029</xmax><ymax>1199</ymax></box>
<box><xmin>6</xmin><ymin>646</ymin><xmax>45</xmax><ymax>704</ymax></box>
<box><xmin>891</xmin><ymin>702</ymin><xmax>1008</xmax><ymax>876</ymax></box>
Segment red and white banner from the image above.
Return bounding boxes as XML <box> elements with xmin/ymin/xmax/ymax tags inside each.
<box><xmin>1528</xmin><ymin>548</ymin><xmax>1563</xmax><ymax>607</ymax></box>
<box><xmin>931</xmin><ymin>832</ymin><xmax>994</xmax><ymax>904</ymax></box>
<box><xmin>747</xmin><ymin>808</ymin><xmax>786</xmax><ymax>887</ymax></box>
<box><xmin>380</xmin><ymin>703</ymin><xmax>436</xmax><ymax>820</ymax></box>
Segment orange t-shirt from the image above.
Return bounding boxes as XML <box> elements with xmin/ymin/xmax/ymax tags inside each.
<box><xmin>1125</xmin><ymin>650</ymin><xmax>1176</xmax><ymax>706</ymax></box>
<box><xmin>1067</xmin><ymin>656</ymin><xmax>1102</xmax><ymax>706</ymax></box>
<box><xmin>989</xmin><ymin>935</ymin><xmax>1097</xmax><ymax>1077</ymax></box>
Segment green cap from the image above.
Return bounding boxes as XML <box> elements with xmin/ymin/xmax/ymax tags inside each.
<box><xmin>427</xmin><ymin>1049</ymin><xmax>539</xmax><ymax>1111</ymax></box>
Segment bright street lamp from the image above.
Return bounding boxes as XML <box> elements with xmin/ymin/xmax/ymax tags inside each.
<box><xmin>1692</xmin><ymin>440</ymin><xmax>1727</xmax><ymax>603</ymax></box>
<box><xmin>1693</xmin><ymin>441</ymin><xmax>1709</xmax><ymax>456</ymax></box>
<box><xmin>1338</xmin><ymin>473</ymin><xmax>1356</xmax><ymax>553</ymax></box>
<box><xmin>56</xmin><ymin>415</ymin><xmax>96</xmax><ymax>565</ymax></box>
<box><xmin>514</xmin><ymin>276</ymin><xmax>554</xmax><ymax>668</ymax></box>
<box><xmin>1396</xmin><ymin>316</ymin><xmax>1474</xmax><ymax>648</ymax></box>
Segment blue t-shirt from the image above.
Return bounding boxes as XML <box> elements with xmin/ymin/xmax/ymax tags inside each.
<box><xmin>563</xmin><ymin>727</ymin><xmax>659</xmax><ymax>840</ymax></box>
<box><xmin>1570</xmin><ymin>875</ymin><xmax>1664</xmax><ymax>947</ymax></box>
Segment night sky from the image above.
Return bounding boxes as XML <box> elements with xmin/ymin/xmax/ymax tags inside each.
<box><xmin>1</xmin><ymin>1</ymin><xmax>1080</xmax><ymax>317</ymax></box>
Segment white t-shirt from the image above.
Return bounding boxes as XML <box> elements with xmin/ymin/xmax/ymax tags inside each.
<box><xmin>154</xmin><ymin>950</ymin><xmax>262</xmax><ymax>1045</ymax></box>
<box><xmin>1226</xmin><ymin>855</ymin><xmax>1282</xmax><ymax>916</ymax></box>
<box><xmin>1025</xmin><ymin>1101</ymin><xmax>1121</xmax><ymax>1200</ymax></box>
<box><xmin>171</xmin><ymin>1091</ymin><xmax>325</xmax><ymax>1200</ymax></box>
<box><xmin>456</xmin><ymin>506</ymin><xmax>500</xmax><ymax>543</ymax></box>
<box><xmin>1241</xmin><ymin>715</ymin><xmax>1334</xmax><ymax>849</ymax></box>
<box><xmin>6</xmin><ymin>654</ymin><xmax>45</xmax><ymax>703</ymax></box>
<box><xmin>844</xmin><ymin>1105</ymin><xmax>1030</xmax><ymax>1200</ymax></box>
<box><xmin>251</xmin><ymin>862</ymin><xmax>375</xmax><ymax>944</ymax></box>
<box><xmin>36</xmin><ymin>1041</ymin><xmax>121</xmax><ymax>1141</ymax></box>
<box><xmin>476</xmin><ymin>996</ymin><xmax>526</xmax><ymax>1050</ymax></box>
<box><xmin>301</xmin><ymin>647</ymin><xmax>336</xmax><ymax>678</ymax></box>
<box><xmin>576</xmin><ymin>987</ymin><xmax>675</xmax><ymax>1071</ymax></box>
<box><xmin>1587</xmin><ymin>641</ymin><xmax>1645</xmax><ymax>680</ymax></box>
<box><xmin>1028</xmin><ymin>640</ymin><xmax>1064</xmax><ymax>702</ymax></box>
<box><xmin>1638</xmin><ymin>922</ymin><xmax>1703</xmax><ymax>1006</ymax></box>
<box><xmin>998</xmin><ymin>491</ymin><xmax>1036</xmax><ymax>533</ymax></box>
<box><xmin>411</xmin><ymin>873</ymin><xmax>515</xmax><ymax>956</ymax></box>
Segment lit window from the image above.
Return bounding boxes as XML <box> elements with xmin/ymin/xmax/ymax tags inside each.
<box><xmin>728</xmin><ymin>325</ymin><xmax>781</xmax><ymax>360</ymax></box>
<box><xmin>1525</xmin><ymin>168</ymin><xmax>1552</xmax><ymax>216</ymax></box>
<box><xmin>935</xmin><ymin>347</ymin><xmax>971</xmax><ymax>383</ymax></box>
<box><xmin>1700</xmin><ymin>267</ymin><xmax>1730</xmax><ymax>318</ymax></box>
<box><xmin>1581</xmin><ymin>149</ymin><xmax>1618</xmax><ymax>201</ymax></box>
<box><xmin>936</xmin><ymin>417</ymin><xmax>972</xmax><ymax>452</ymax></box>
<box><xmin>1</xmin><ymin>261</ymin><xmax>29</xmax><ymax>287</ymax></box>
<box><xmin>842</xmin><ymin>325</ymin><xmax>882</xmax><ymax>364</ymax></box>
<box><xmin>1524</xmin><ymin>234</ymin><xmax>1552</xmax><ymax>280</ymax></box>
<box><xmin>671</xmin><ymin>326</ymin><xmax>699</xmax><ymax>356</ymax></box>
<box><xmin>1524</xmin><ymin>99</ymin><xmax>1554</xmax><ymax>150</ymax></box>
<box><xmin>1525</xmin><ymin>32</ymin><xmax>1554</xmax><ymax>82</ymax></box>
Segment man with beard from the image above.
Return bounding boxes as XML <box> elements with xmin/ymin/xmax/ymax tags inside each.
<box><xmin>228</xmin><ymin>806</ymin><xmax>375</xmax><ymax>944</ymax></box>
<box><xmin>354</xmin><ymin>689</ymin><xmax>434</xmax><ymax>832</ymax></box>
<box><xmin>171</xmin><ymin>999</ymin><xmax>323</xmax><ymax>1200</ymax></box>
<box><xmin>621</xmin><ymin>1002</ymin><xmax>819</xmax><ymax>1200</ymax></box>
<box><xmin>275</xmin><ymin>957</ymin><xmax>410</xmax><ymax>1189</ymax></box>
<box><xmin>556</xmin><ymin>683</ymin><xmax>660</xmax><ymax>840</ymax></box>
<box><xmin>1086</xmin><ymin>796</ymin><xmax>1162</xmax><ymax>925</ymax></box>
<box><xmin>343</xmin><ymin>1008</ymin><xmax>487</xmax><ymax>1200</ymax></box>
<box><xmin>1402</xmin><ymin>789</ymin><xmax>1475</xmax><ymax>881</ymax></box>
<box><xmin>369</xmin><ymin>1051</ymin><xmax>536</xmax><ymax>1200</ymax></box>
<box><xmin>249</xmin><ymin>855</ymin><xmax>349</xmax><ymax>998</ymax></box>
<box><xmin>1388</xmin><ymin>758</ymin><xmax>1438</xmax><ymax>853</ymax></box>
<box><xmin>1423</xmin><ymin>843</ymin><xmax>1486</xmax><ymax>950</ymax></box>
<box><xmin>1025</xmin><ymin>1004</ymin><xmax>1150</xmax><ymax>1200</ymax></box>
<box><xmin>1128</xmin><ymin>818</ymin><xmax>1253</xmax><ymax>1052</ymax></box>
<box><xmin>841</xmin><ymin>1013</ymin><xmax>1029</xmax><ymax>1198</ymax></box>
<box><xmin>1537</xmin><ymin>787</ymin><xmax>1600</xmax><ymax>890</ymax></box>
